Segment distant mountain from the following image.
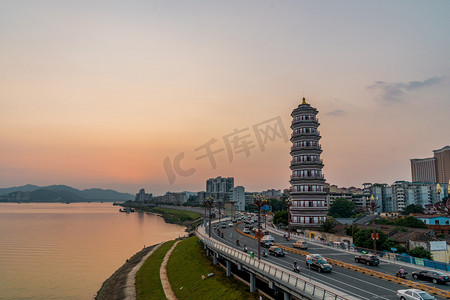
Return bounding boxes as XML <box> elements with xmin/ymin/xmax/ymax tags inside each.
<box><xmin>0</xmin><ymin>185</ymin><xmax>134</xmax><ymax>202</ymax></box>
<box><xmin>0</xmin><ymin>184</ymin><xmax>40</xmax><ymax>195</ymax></box>
<box><xmin>80</xmin><ymin>188</ymin><xmax>133</xmax><ymax>200</ymax></box>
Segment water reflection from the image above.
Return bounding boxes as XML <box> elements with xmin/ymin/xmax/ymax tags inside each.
<box><xmin>0</xmin><ymin>203</ymin><xmax>185</xmax><ymax>300</ymax></box>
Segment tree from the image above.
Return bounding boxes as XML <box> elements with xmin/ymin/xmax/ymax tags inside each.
<box><xmin>319</xmin><ymin>217</ymin><xmax>338</xmax><ymax>233</ymax></box>
<box><xmin>328</xmin><ymin>198</ymin><xmax>355</xmax><ymax>218</ymax></box>
<box><xmin>394</xmin><ymin>216</ymin><xmax>427</xmax><ymax>229</ymax></box>
<box><xmin>273</xmin><ymin>210</ymin><xmax>288</xmax><ymax>226</ymax></box>
<box><xmin>402</xmin><ymin>204</ymin><xmax>424</xmax><ymax>215</ymax></box>
<box><xmin>266</xmin><ymin>198</ymin><xmax>286</xmax><ymax>212</ymax></box>
<box><xmin>353</xmin><ymin>228</ymin><xmax>387</xmax><ymax>250</ymax></box>
<box><xmin>345</xmin><ymin>225</ymin><xmax>359</xmax><ymax>237</ymax></box>
<box><xmin>375</xmin><ymin>218</ymin><xmax>394</xmax><ymax>225</ymax></box>
<box><xmin>408</xmin><ymin>246</ymin><xmax>432</xmax><ymax>260</ymax></box>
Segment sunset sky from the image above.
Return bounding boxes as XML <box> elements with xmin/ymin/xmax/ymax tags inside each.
<box><xmin>1</xmin><ymin>1</ymin><xmax>450</xmax><ymax>195</ymax></box>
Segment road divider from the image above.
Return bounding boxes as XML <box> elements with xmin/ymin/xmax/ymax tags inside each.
<box><xmin>234</xmin><ymin>224</ymin><xmax>450</xmax><ymax>299</ymax></box>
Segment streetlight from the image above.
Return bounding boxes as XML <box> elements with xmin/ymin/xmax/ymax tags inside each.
<box><xmin>437</xmin><ymin>183</ymin><xmax>442</xmax><ymax>203</ymax></box>
<box><xmin>433</xmin><ymin>182</ymin><xmax>450</xmax><ymax>215</ymax></box>
<box><xmin>205</xmin><ymin>196</ymin><xmax>214</xmax><ymax>237</ymax></box>
<box><xmin>253</xmin><ymin>193</ymin><xmax>266</xmax><ymax>260</ymax></box>
<box><xmin>286</xmin><ymin>199</ymin><xmax>293</xmax><ymax>239</ymax></box>
<box><xmin>366</xmin><ymin>195</ymin><xmax>380</xmax><ymax>251</ymax></box>
<box><xmin>217</xmin><ymin>199</ymin><xmax>222</xmax><ymax>224</ymax></box>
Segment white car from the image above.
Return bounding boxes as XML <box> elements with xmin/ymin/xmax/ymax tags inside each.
<box><xmin>243</xmin><ymin>228</ymin><xmax>250</xmax><ymax>234</ymax></box>
<box><xmin>261</xmin><ymin>235</ymin><xmax>274</xmax><ymax>242</ymax></box>
<box><xmin>228</xmin><ymin>223</ymin><xmax>233</xmax><ymax>227</ymax></box>
<box><xmin>397</xmin><ymin>289</ymin><xmax>435</xmax><ymax>300</ymax></box>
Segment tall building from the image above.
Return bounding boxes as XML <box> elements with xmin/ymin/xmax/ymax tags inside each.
<box><xmin>364</xmin><ymin>181</ymin><xmax>449</xmax><ymax>212</ymax></box>
<box><xmin>289</xmin><ymin>97</ymin><xmax>327</xmax><ymax>228</ymax></box>
<box><xmin>411</xmin><ymin>158</ymin><xmax>437</xmax><ymax>183</ymax></box>
<box><xmin>434</xmin><ymin>146</ymin><xmax>450</xmax><ymax>183</ymax></box>
<box><xmin>206</xmin><ymin>176</ymin><xmax>234</xmax><ymax>193</ymax></box>
<box><xmin>135</xmin><ymin>188</ymin><xmax>152</xmax><ymax>202</ymax></box>
<box><xmin>230</xmin><ymin>186</ymin><xmax>245</xmax><ymax>211</ymax></box>
<box><xmin>411</xmin><ymin>146</ymin><xmax>450</xmax><ymax>183</ymax></box>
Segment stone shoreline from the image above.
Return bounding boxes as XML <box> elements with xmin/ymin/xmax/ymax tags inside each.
<box><xmin>95</xmin><ymin>244</ymin><xmax>158</xmax><ymax>300</ymax></box>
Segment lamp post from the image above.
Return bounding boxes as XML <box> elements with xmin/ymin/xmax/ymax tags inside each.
<box><xmin>205</xmin><ymin>196</ymin><xmax>214</xmax><ymax>237</ymax></box>
<box><xmin>433</xmin><ymin>183</ymin><xmax>450</xmax><ymax>215</ymax></box>
<box><xmin>253</xmin><ymin>193</ymin><xmax>266</xmax><ymax>260</ymax></box>
<box><xmin>437</xmin><ymin>183</ymin><xmax>442</xmax><ymax>203</ymax></box>
<box><xmin>217</xmin><ymin>199</ymin><xmax>222</xmax><ymax>224</ymax></box>
<box><xmin>367</xmin><ymin>195</ymin><xmax>380</xmax><ymax>251</ymax></box>
<box><xmin>286</xmin><ymin>199</ymin><xmax>293</xmax><ymax>239</ymax></box>
<box><xmin>203</xmin><ymin>198</ymin><xmax>208</xmax><ymax>228</ymax></box>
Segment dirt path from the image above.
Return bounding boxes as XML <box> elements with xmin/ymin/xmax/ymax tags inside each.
<box><xmin>123</xmin><ymin>243</ymin><xmax>162</xmax><ymax>300</ymax></box>
<box><xmin>160</xmin><ymin>241</ymin><xmax>180</xmax><ymax>300</ymax></box>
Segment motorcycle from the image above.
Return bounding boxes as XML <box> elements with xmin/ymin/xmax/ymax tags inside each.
<box><xmin>395</xmin><ymin>271</ymin><xmax>408</xmax><ymax>279</ymax></box>
<box><xmin>293</xmin><ymin>265</ymin><xmax>300</xmax><ymax>273</ymax></box>
<box><xmin>262</xmin><ymin>250</ymin><xmax>268</xmax><ymax>257</ymax></box>
<box><xmin>220</xmin><ymin>232</ymin><xmax>224</xmax><ymax>238</ymax></box>
<box><xmin>236</xmin><ymin>240</ymin><xmax>240</xmax><ymax>246</ymax></box>
<box><xmin>243</xmin><ymin>245</ymin><xmax>248</xmax><ymax>253</ymax></box>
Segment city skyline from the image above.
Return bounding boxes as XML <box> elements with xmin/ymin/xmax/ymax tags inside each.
<box><xmin>1</xmin><ymin>1</ymin><xmax>450</xmax><ymax>195</ymax></box>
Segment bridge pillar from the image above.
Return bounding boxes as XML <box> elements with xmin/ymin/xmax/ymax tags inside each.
<box><xmin>283</xmin><ymin>291</ymin><xmax>291</xmax><ymax>300</ymax></box>
<box><xmin>249</xmin><ymin>272</ymin><xmax>256</xmax><ymax>293</ymax></box>
<box><xmin>206</xmin><ymin>248</ymin><xmax>210</xmax><ymax>256</ymax></box>
<box><xmin>213</xmin><ymin>252</ymin><xmax>217</xmax><ymax>265</ymax></box>
<box><xmin>268</xmin><ymin>281</ymin><xmax>274</xmax><ymax>289</ymax></box>
<box><xmin>238</xmin><ymin>264</ymin><xmax>242</xmax><ymax>271</ymax></box>
<box><xmin>226</xmin><ymin>260</ymin><xmax>231</xmax><ymax>276</ymax></box>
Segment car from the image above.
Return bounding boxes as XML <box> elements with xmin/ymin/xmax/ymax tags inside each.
<box><xmin>411</xmin><ymin>270</ymin><xmax>450</xmax><ymax>284</ymax></box>
<box><xmin>261</xmin><ymin>240</ymin><xmax>273</xmax><ymax>248</ymax></box>
<box><xmin>354</xmin><ymin>254</ymin><xmax>379</xmax><ymax>266</ymax></box>
<box><xmin>228</xmin><ymin>223</ymin><xmax>233</xmax><ymax>227</ymax></box>
<box><xmin>293</xmin><ymin>241</ymin><xmax>308</xmax><ymax>250</ymax></box>
<box><xmin>307</xmin><ymin>254</ymin><xmax>327</xmax><ymax>263</ymax></box>
<box><xmin>269</xmin><ymin>246</ymin><xmax>285</xmax><ymax>257</ymax></box>
<box><xmin>243</xmin><ymin>228</ymin><xmax>250</xmax><ymax>234</ymax></box>
<box><xmin>306</xmin><ymin>254</ymin><xmax>332</xmax><ymax>272</ymax></box>
<box><xmin>397</xmin><ymin>289</ymin><xmax>435</xmax><ymax>300</ymax></box>
<box><xmin>261</xmin><ymin>235</ymin><xmax>274</xmax><ymax>242</ymax></box>
<box><xmin>221</xmin><ymin>222</ymin><xmax>227</xmax><ymax>228</ymax></box>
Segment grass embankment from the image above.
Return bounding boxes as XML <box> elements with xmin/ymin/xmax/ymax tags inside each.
<box><xmin>123</xmin><ymin>204</ymin><xmax>201</xmax><ymax>227</ymax></box>
<box><xmin>135</xmin><ymin>240</ymin><xmax>176</xmax><ymax>300</ymax></box>
<box><xmin>167</xmin><ymin>236</ymin><xmax>262</xmax><ymax>300</ymax></box>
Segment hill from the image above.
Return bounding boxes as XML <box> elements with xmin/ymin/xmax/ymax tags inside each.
<box><xmin>0</xmin><ymin>185</ymin><xmax>133</xmax><ymax>202</ymax></box>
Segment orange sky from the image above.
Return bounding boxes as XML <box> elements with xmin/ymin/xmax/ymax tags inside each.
<box><xmin>1</xmin><ymin>1</ymin><xmax>450</xmax><ymax>195</ymax></box>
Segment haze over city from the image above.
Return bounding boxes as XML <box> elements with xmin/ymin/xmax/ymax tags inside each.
<box><xmin>1</xmin><ymin>1</ymin><xmax>450</xmax><ymax>195</ymax></box>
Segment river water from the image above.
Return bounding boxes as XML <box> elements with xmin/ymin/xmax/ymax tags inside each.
<box><xmin>0</xmin><ymin>202</ymin><xmax>186</xmax><ymax>300</ymax></box>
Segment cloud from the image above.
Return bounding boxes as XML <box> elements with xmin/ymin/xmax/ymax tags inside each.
<box><xmin>326</xmin><ymin>109</ymin><xmax>347</xmax><ymax>117</ymax></box>
<box><xmin>366</xmin><ymin>76</ymin><xmax>445</xmax><ymax>103</ymax></box>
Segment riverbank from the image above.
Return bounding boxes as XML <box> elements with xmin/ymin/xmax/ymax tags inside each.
<box><xmin>95</xmin><ymin>244</ymin><xmax>158</xmax><ymax>300</ymax></box>
<box><xmin>121</xmin><ymin>203</ymin><xmax>202</xmax><ymax>232</ymax></box>
<box><xmin>97</xmin><ymin>236</ymin><xmax>265</xmax><ymax>300</ymax></box>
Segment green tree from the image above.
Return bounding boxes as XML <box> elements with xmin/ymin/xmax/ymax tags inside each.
<box><xmin>394</xmin><ymin>216</ymin><xmax>427</xmax><ymax>229</ymax></box>
<box><xmin>408</xmin><ymin>246</ymin><xmax>432</xmax><ymax>260</ymax></box>
<box><xmin>345</xmin><ymin>225</ymin><xmax>359</xmax><ymax>237</ymax></box>
<box><xmin>375</xmin><ymin>218</ymin><xmax>394</xmax><ymax>225</ymax></box>
<box><xmin>267</xmin><ymin>198</ymin><xmax>286</xmax><ymax>212</ymax></box>
<box><xmin>328</xmin><ymin>198</ymin><xmax>355</xmax><ymax>218</ymax></box>
<box><xmin>353</xmin><ymin>228</ymin><xmax>387</xmax><ymax>250</ymax></box>
<box><xmin>273</xmin><ymin>210</ymin><xmax>288</xmax><ymax>226</ymax></box>
<box><xmin>319</xmin><ymin>217</ymin><xmax>338</xmax><ymax>233</ymax></box>
<box><xmin>402</xmin><ymin>204</ymin><xmax>424</xmax><ymax>215</ymax></box>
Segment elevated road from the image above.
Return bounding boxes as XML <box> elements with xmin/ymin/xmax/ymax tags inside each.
<box><xmin>207</xmin><ymin>220</ymin><xmax>449</xmax><ymax>300</ymax></box>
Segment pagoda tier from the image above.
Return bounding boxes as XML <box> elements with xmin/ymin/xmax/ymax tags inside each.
<box><xmin>289</xmin><ymin>98</ymin><xmax>327</xmax><ymax>228</ymax></box>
